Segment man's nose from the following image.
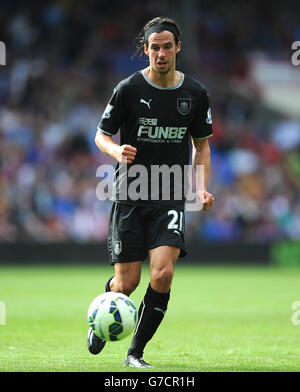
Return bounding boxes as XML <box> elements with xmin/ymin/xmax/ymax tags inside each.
<box><xmin>158</xmin><ymin>48</ymin><xmax>166</xmax><ymax>57</ymax></box>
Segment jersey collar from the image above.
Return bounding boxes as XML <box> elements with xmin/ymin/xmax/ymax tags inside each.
<box><xmin>141</xmin><ymin>69</ymin><xmax>185</xmax><ymax>90</ymax></box>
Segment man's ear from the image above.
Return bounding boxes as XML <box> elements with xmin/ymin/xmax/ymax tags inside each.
<box><xmin>144</xmin><ymin>44</ymin><xmax>149</xmax><ymax>57</ymax></box>
<box><xmin>176</xmin><ymin>41</ymin><xmax>181</xmax><ymax>54</ymax></box>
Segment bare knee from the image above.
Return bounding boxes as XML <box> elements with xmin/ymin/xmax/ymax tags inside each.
<box><xmin>112</xmin><ymin>277</ymin><xmax>140</xmax><ymax>296</ymax></box>
<box><xmin>149</xmin><ymin>246</ymin><xmax>179</xmax><ymax>292</ymax></box>
<box><xmin>151</xmin><ymin>266</ymin><xmax>174</xmax><ymax>292</ymax></box>
<box><xmin>112</xmin><ymin>261</ymin><xmax>142</xmax><ymax>296</ymax></box>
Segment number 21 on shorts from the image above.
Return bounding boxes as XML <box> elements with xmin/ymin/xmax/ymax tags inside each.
<box><xmin>167</xmin><ymin>210</ymin><xmax>184</xmax><ymax>232</ymax></box>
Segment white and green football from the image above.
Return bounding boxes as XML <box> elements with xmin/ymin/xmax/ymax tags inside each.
<box><xmin>87</xmin><ymin>292</ymin><xmax>137</xmax><ymax>341</ymax></box>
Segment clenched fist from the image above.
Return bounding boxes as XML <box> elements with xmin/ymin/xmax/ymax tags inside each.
<box><xmin>116</xmin><ymin>145</ymin><xmax>137</xmax><ymax>164</ymax></box>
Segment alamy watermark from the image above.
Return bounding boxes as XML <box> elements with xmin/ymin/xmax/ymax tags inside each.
<box><xmin>0</xmin><ymin>301</ymin><xmax>6</xmax><ymax>325</ymax></box>
<box><xmin>96</xmin><ymin>163</ymin><xmax>205</xmax><ymax>211</ymax></box>
<box><xmin>291</xmin><ymin>301</ymin><xmax>300</xmax><ymax>326</ymax></box>
<box><xmin>291</xmin><ymin>41</ymin><xmax>300</xmax><ymax>66</ymax></box>
<box><xmin>0</xmin><ymin>41</ymin><xmax>6</xmax><ymax>65</ymax></box>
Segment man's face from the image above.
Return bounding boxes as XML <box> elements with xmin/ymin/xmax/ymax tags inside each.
<box><xmin>144</xmin><ymin>31</ymin><xmax>181</xmax><ymax>75</ymax></box>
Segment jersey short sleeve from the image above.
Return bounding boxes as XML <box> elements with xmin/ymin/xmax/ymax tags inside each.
<box><xmin>189</xmin><ymin>88</ymin><xmax>213</xmax><ymax>139</ymax></box>
<box><xmin>97</xmin><ymin>82</ymin><xmax>127</xmax><ymax>136</ymax></box>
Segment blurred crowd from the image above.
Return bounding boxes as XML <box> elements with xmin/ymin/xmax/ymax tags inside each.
<box><xmin>0</xmin><ymin>0</ymin><xmax>299</xmax><ymax>243</ymax></box>
<box><xmin>196</xmin><ymin>0</ymin><xmax>300</xmax><ymax>76</ymax></box>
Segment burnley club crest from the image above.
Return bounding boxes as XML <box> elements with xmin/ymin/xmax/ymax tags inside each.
<box><xmin>113</xmin><ymin>240</ymin><xmax>122</xmax><ymax>255</ymax></box>
<box><xmin>177</xmin><ymin>98</ymin><xmax>191</xmax><ymax>115</ymax></box>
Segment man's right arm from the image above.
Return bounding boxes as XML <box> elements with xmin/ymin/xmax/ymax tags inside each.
<box><xmin>95</xmin><ymin>129</ymin><xmax>137</xmax><ymax>164</ymax></box>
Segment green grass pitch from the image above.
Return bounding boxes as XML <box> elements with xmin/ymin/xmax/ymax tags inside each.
<box><xmin>0</xmin><ymin>263</ymin><xmax>300</xmax><ymax>372</ymax></box>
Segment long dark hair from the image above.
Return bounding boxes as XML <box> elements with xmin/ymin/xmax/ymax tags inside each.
<box><xmin>133</xmin><ymin>16</ymin><xmax>182</xmax><ymax>59</ymax></box>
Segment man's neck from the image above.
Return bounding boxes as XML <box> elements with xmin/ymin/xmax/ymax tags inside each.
<box><xmin>144</xmin><ymin>67</ymin><xmax>181</xmax><ymax>88</ymax></box>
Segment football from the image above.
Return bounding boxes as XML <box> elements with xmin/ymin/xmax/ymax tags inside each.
<box><xmin>87</xmin><ymin>292</ymin><xmax>137</xmax><ymax>341</ymax></box>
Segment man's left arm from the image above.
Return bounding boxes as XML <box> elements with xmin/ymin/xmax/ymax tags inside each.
<box><xmin>191</xmin><ymin>137</ymin><xmax>214</xmax><ymax>211</ymax></box>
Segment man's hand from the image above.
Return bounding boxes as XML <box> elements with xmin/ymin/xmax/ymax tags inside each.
<box><xmin>95</xmin><ymin>132</ymin><xmax>137</xmax><ymax>164</ymax></box>
<box><xmin>115</xmin><ymin>144</ymin><xmax>137</xmax><ymax>163</ymax></box>
<box><xmin>198</xmin><ymin>190</ymin><xmax>215</xmax><ymax>211</ymax></box>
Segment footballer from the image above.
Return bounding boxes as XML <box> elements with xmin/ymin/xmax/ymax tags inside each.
<box><xmin>89</xmin><ymin>16</ymin><xmax>214</xmax><ymax>368</ymax></box>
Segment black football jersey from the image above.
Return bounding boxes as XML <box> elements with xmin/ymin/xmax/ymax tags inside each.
<box><xmin>97</xmin><ymin>70</ymin><xmax>213</xmax><ymax>207</ymax></box>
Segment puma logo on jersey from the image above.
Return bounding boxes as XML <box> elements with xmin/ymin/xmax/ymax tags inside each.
<box><xmin>140</xmin><ymin>98</ymin><xmax>152</xmax><ymax>109</ymax></box>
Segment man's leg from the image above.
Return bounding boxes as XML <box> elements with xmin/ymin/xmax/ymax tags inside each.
<box><xmin>88</xmin><ymin>203</ymin><xmax>147</xmax><ymax>356</ymax></box>
<box><xmin>88</xmin><ymin>261</ymin><xmax>142</xmax><ymax>355</ymax></box>
<box><xmin>149</xmin><ymin>245</ymin><xmax>180</xmax><ymax>292</ymax></box>
<box><xmin>107</xmin><ymin>261</ymin><xmax>142</xmax><ymax>296</ymax></box>
<box><xmin>125</xmin><ymin>245</ymin><xmax>180</xmax><ymax>367</ymax></box>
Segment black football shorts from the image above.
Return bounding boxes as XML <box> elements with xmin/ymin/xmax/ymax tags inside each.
<box><xmin>108</xmin><ymin>202</ymin><xmax>187</xmax><ymax>264</ymax></box>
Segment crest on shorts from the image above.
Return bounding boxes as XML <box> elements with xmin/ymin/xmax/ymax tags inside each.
<box><xmin>177</xmin><ymin>98</ymin><xmax>191</xmax><ymax>115</ymax></box>
<box><xmin>113</xmin><ymin>240</ymin><xmax>122</xmax><ymax>255</ymax></box>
